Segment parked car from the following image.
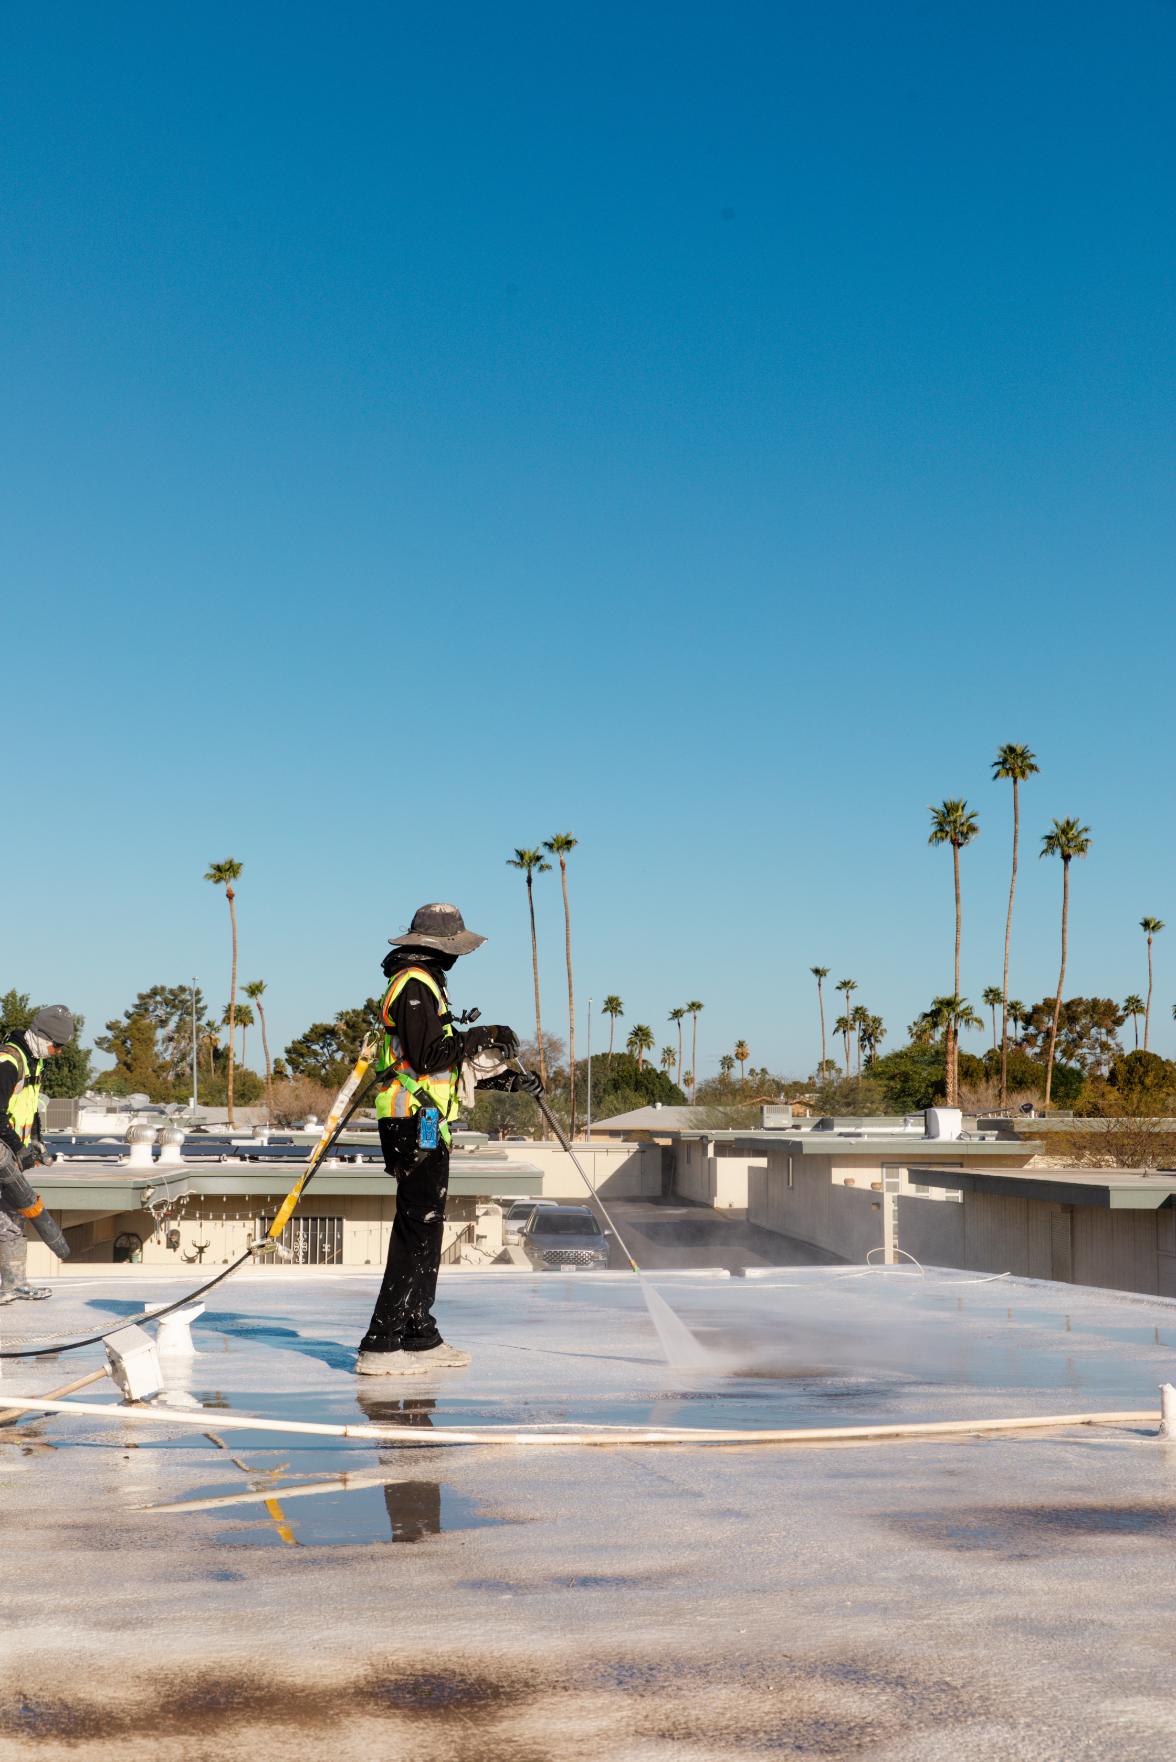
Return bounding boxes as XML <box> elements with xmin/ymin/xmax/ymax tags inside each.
<box><xmin>520</xmin><ymin>1204</ymin><xmax>610</xmax><ymax>1270</ymax></box>
<box><xmin>502</xmin><ymin>1198</ymin><xmax>560</xmax><ymax>1245</ymax></box>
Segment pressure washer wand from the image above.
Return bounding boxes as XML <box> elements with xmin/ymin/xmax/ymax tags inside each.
<box><xmin>519</xmin><ymin>1073</ymin><xmax>643</xmax><ymax>1274</ymax></box>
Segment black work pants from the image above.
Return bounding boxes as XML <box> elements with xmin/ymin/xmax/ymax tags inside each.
<box><xmin>360</xmin><ymin>1119</ymin><xmax>449</xmax><ymax>1352</ymax></box>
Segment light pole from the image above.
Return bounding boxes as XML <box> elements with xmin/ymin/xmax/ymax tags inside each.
<box><xmin>586</xmin><ymin>996</ymin><xmax>593</xmax><ymax>1136</ymax></box>
<box><xmin>190</xmin><ymin>978</ymin><xmax>199</xmax><ymax>1110</ymax></box>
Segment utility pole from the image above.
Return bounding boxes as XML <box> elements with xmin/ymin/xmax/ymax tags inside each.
<box><xmin>586</xmin><ymin>996</ymin><xmax>593</xmax><ymax>1136</ymax></box>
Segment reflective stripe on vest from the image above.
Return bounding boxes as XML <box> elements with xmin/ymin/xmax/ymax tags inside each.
<box><xmin>374</xmin><ymin>967</ymin><xmax>459</xmax><ymax>1140</ymax></box>
<box><xmin>0</xmin><ymin>1042</ymin><xmax>42</xmax><ymax>1146</ymax></box>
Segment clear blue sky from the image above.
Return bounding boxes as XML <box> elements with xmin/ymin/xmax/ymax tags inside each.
<box><xmin>3</xmin><ymin>1</ymin><xmax>1174</xmax><ymax>1079</ymax></box>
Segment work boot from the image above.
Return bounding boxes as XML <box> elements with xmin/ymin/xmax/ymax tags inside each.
<box><xmin>355</xmin><ymin>1349</ymin><xmax>427</xmax><ymax>1377</ymax></box>
<box><xmin>0</xmin><ymin>1238</ymin><xmax>50</xmax><ymax>1301</ymax></box>
<box><xmin>405</xmin><ymin>1342</ymin><xmax>471</xmax><ymax>1368</ymax></box>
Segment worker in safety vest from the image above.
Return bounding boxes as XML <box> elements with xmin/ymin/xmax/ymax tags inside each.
<box><xmin>357</xmin><ymin>903</ymin><xmax>540</xmax><ymax>1375</ymax></box>
<box><xmin>0</xmin><ymin>1005</ymin><xmax>75</xmax><ymax>1303</ymax></box>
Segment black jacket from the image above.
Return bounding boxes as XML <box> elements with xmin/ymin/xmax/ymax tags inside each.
<box><xmin>379</xmin><ymin>950</ymin><xmax>462</xmax><ymax>1076</ymax></box>
<box><xmin>0</xmin><ymin>1031</ymin><xmax>43</xmax><ymax>1163</ymax></box>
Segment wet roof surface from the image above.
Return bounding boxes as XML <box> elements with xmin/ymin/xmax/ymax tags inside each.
<box><xmin>4</xmin><ymin>1266</ymin><xmax>1176</xmax><ymax>1759</ymax></box>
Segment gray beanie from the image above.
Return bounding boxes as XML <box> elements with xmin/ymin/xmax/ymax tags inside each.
<box><xmin>31</xmin><ymin>1005</ymin><xmax>75</xmax><ymax>1046</ymax></box>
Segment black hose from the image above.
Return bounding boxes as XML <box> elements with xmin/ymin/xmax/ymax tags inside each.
<box><xmin>0</xmin><ymin>1075</ymin><xmax>379</xmax><ymax>1360</ymax></box>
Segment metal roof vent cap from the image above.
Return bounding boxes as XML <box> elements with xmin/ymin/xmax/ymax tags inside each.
<box><xmin>125</xmin><ymin>1120</ymin><xmax>157</xmax><ymax>1168</ymax></box>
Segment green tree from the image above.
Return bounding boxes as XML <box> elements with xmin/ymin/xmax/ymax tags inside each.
<box><xmin>719</xmin><ymin>1053</ymin><xmax>735</xmax><ymax>1083</ymax></box>
<box><xmin>927</xmin><ymin>799</ymin><xmax>980</xmax><ymax>1105</ymax></box>
<box><xmin>982</xmin><ymin>984</ymin><xmax>1004</xmax><ymax>1054</ymax></box>
<box><xmin>734</xmin><ymin>1039</ymin><xmax>750</xmax><ymax>1083</ymax></box>
<box><xmin>244</xmin><ymin>980</ymin><xmax>274</xmax><ymax>1120</ymax></box>
<box><xmin>860</xmin><ymin>1013</ymin><xmax>886</xmax><ymax>1065</ymax></box>
<box><xmin>626</xmin><ymin>1024</ymin><xmax>655</xmax><ymax>1070</ymax></box>
<box><xmin>850</xmin><ymin>1003</ymin><xmax>870</xmax><ymax>1077</ymax></box>
<box><xmin>94</xmin><ymin>1013</ymin><xmax>169</xmax><ymax>1097</ymax></box>
<box><xmin>222</xmin><ymin>999</ymin><xmax>255</xmax><ymax>1067</ymax></box>
<box><xmin>1040</xmin><ymin>818</ymin><xmax>1093</xmax><ymax>1106</ymax></box>
<box><xmin>1007</xmin><ymin>999</ymin><xmax>1025</xmax><ymax>1045</ymax></box>
<box><xmin>507</xmin><ymin>848</ymin><xmax>551</xmax><ymax>1090</ymax></box>
<box><xmin>205</xmin><ymin>859</ymin><xmax>243</xmax><ymax>1125</ymax></box>
<box><xmin>686</xmin><ymin>1001</ymin><xmax>704</xmax><ymax>1102</ymax></box>
<box><xmin>810</xmin><ymin>966</ymin><xmax>830</xmax><ymax>1078</ymax></box>
<box><xmin>660</xmin><ymin>1044</ymin><xmax>677</xmax><ymax>1075</ymax></box>
<box><xmin>992</xmin><ymin>744</ymin><xmax>1039</xmax><ymax>1103</ymax></box>
<box><xmin>1124</xmin><ymin>994</ymin><xmax>1145</xmax><ymax>1051</ymax></box>
<box><xmin>835</xmin><ymin>979</ymin><xmax>857</xmax><ymax>1077</ymax></box>
<box><xmin>601</xmin><ymin>995</ymin><xmax>624</xmax><ymax>1071</ymax></box>
<box><xmin>285</xmin><ymin>997</ymin><xmax>383</xmax><ymax>1088</ymax></box>
<box><xmin>1140</xmin><ymin>917</ymin><xmax>1165</xmax><ymax>1052</ymax></box>
<box><xmin>669</xmin><ymin>1006</ymin><xmax>687</xmax><ymax>1086</ymax></box>
<box><xmin>543</xmin><ymin>833</ymin><xmax>579</xmax><ymax>1133</ymax></box>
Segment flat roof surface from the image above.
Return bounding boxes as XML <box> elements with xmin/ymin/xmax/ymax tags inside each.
<box><xmin>4</xmin><ymin>1267</ymin><xmax>1176</xmax><ymax>1757</ymax></box>
<box><xmin>915</xmin><ymin>1164</ymin><xmax>1176</xmax><ymax>1209</ymax></box>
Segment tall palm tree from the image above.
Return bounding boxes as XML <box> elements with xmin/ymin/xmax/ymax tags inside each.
<box><xmin>669</xmin><ymin>1007</ymin><xmax>687</xmax><ymax>1086</ymax></box>
<box><xmin>860</xmin><ymin>1014</ymin><xmax>886</xmax><ymax>1064</ymax></box>
<box><xmin>1007</xmin><ymin>999</ymin><xmax>1025</xmax><ymax>1046</ymax></box>
<box><xmin>544</xmin><ymin>834</ymin><xmax>579</xmax><ymax>1134</ymax></box>
<box><xmin>992</xmin><ymin>744</ymin><xmax>1039</xmax><ymax>1103</ymax></box>
<box><xmin>927</xmin><ymin>800</ymin><xmax>980</xmax><ymax>1105</ymax></box>
<box><xmin>1123</xmin><ymin>994</ymin><xmax>1145</xmax><ymax>1052</ymax></box>
<box><xmin>244</xmin><ymin>979</ymin><xmax>273</xmax><ymax>1120</ymax></box>
<box><xmin>734</xmin><ymin>1039</ymin><xmax>749</xmax><ymax>1083</ymax></box>
<box><xmin>601</xmin><ymin>995</ymin><xmax>624</xmax><ymax>1070</ymax></box>
<box><xmin>718</xmin><ymin>1054</ymin><xmax>735</xmax><ymax>1083</ymax></box>
<box><xmin>834</xmin><ymin>979</ymin><xmax>857</xmax><ymax>1077</ymax></box>
<box><xmin>1140</xmin><ymin>917</ymin><xmax>1165</xmax><ymax>1052</ymax></box>
<box><xmin>810</xmin><ymin>967</ymin><xmax>830</xmax><ymax>1077</ymax></box>
<box><xmin>205</xmin><ymin>859</ymin><xmax>243</xmax><ymax>1124</ymax></box>
<box><xmin>1040</xmin><ymin>818</ymin><xmax>1093</xmax><ymax>1106</ymax></box>
<box><xmin>660</xmin><ymin>1045</ymin><xmax>677</xmax><ymax>1076</ymax></box>
<box><xmin>686</xmin><ymin>1002</ymin><xmax>704</xmax><ymax>1101</ymax></box>
<box><xmin>982</xmin><ymin>985</ymin><xmax>1004</xmax><ymax>1055</ymax></box>
<box><xmin>626</xmin><ymin>1024</ymin><xmax>654</xmax><ymax>1070</ymax></box>
<box><xmin>927</xmin><ymin>995</ymin><xmax>983</xmax><ymax>1098</ymax></box>
<box><xmin>507</xmin><ymin>849</ymin><xmax>551</xmax><ymax>1089</ymax></box>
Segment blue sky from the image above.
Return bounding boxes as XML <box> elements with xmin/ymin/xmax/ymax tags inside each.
<box><xmin>3</xmin><ymin>1</ymin><xmax>1174</xmax><ymax>1079</ymax></box>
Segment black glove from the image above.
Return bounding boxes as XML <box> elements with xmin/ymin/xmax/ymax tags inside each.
<box><xmin>464</xmin><ymin>1024</ymin><xmax>520</xmax><ymax>1061</ymax></box>
<box><xmin>474</xmin><ymin>1069</ymin><xmax>544</xmax><ymax>1095</ymax></box>
<box><xmin>19</xmin><ymin>1145</ymin><xmax>41</xmax><ymax>1171</ymax></box>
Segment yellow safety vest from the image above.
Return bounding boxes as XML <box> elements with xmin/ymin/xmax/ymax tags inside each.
<box><xmin>375</xmin><ymin>966</ymin><xmax>460</xmax><ymax>1144</ymax></box>
<box><xmin>0</xmin><ymin>1041</ymin><xmax>43</xmax><ymax>1146</ymax></box>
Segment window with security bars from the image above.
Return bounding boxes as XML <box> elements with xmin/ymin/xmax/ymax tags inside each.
<box><xmin>257</xmin><ymin>1214</ymin><xmax>343</xmax><ymax>1265</ymax></box>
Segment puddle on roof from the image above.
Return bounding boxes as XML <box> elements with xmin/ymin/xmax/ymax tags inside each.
<box><xmin>214</xmin><ymin>1477</ymin><xmax>504</xmax><ymax>1549</ymax></box>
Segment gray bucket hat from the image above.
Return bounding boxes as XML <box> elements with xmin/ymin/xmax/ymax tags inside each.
<box><xmin>31</xmin><ymin>1004</ymin><xmax>75</xmax><ymax>1046</ymax></box>
<box><xmin>389</xmin><ymin>902</ymin><xmax>486</xmax><ymax>957</ymax></box>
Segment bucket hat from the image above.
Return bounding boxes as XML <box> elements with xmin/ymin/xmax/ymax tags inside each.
<box><xmin>388</xmin><ymin>903</ymin><xmax>486</xmax><ymax>957</ymax></box>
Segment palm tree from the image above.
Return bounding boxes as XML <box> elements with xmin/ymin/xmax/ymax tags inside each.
<box><xmin>686</xmin><ymin>1002</ymin><xmax>704</xmax><ymax>1101</ymax></box>
<box><xmin>507</xmin><ymin>849</ymin><xmax>551</xmax><ymax>1090</ymax></box>
<box><xmin>660</xmin><ymin>1044</ymin><xmax>677</xmax><ymax>1076</ymax></box>
<box><xmin>626</xmin><ymin>1024</ymin><xmax>655</xmax><ymax>1070</ymax></box>
<box><xmin>601</xmin><ymin>995</ymin><xmax>624</xmax><ymax>1071</ymax></box>
<box><xmin>1007</xmin><ymin>999</ymin><xmax>1025</xmax><ymax>1046</ymax></box>
<box><xmin>1040</xmin><ymin>818</ymin><xmax>1093</xmax><ymax>1106</ymax></box>
<box><xmin>850</xmin><ymin>1004</ymin><xmax>870</xmax><ymax>1077</ymax></box>
<box><xmin>810</xmin><ymin>967</ymin><xmax>830</xmax><ymax>1077</ymax></box>
<box><xmin>205</xmin><ymin>859</ymin><xmax>243</xmax><ymax>1124</ymax></box>
<box><xmin>1123</xmin><ymin>994</ymin><xmax>1146</xmax><ymax>1052</ymax></box>
<box><xmin>544</xmin><ymin>834</ymin><xmax>579</xmax><ymax>1134</ymax></box>
<box><xmin>221</xmin><ymin>1000</ymin><xmax>254</xmax><ymax>1067</ymax></box>
<box><xmin>992</xmin><ymin>744</ymin><xmax>1039</xmax><ymax>1104</ymax></box>
<box><xmin>834</xmin><ymin>979</ymin><xmax>857</xmax><ymax>1077</ymax></box>
<box><xmin>718</xmin><ymin>1054</ymin><xmax>735</xmax><ymax>1083</ymax></box>
<box><xmin>244</xmin><ymin>980</ymin><xmax>273</xmax><ymax>1120</ymax></box>
<box><xmin>1140</xmin><ymin>917</ymin><xmax>1165</xmax><ymax>1052</ymax></box>
<box><xmin>200</xmin><ymin>1021</ymin><xmax>220</xmax><ymax>1074</ymax></box>
<box><xmin>927</xmin><ymin>800</ymin><xmax>980</xmax><ymax>1105</ymax></box>
<box><xmin>982</xmin><ymin>985</ymin><xmax>1004</xmax><ymax>1055</ymax></box>
<box><xmin>926</xmin><ymin>995</ymin><xmax>982</xmax><ymax>1097</ymax></box>
<box><xmin>669</xmin><ymin>1007</ymin><xmax>687</xmax><ymax>1086</ymax></box>
<box><xmin>734</xmin><ymin>1039</ymin><xmax>749</xmax><ymax>1082</ymax></box>
<box><xmin>860</xmin><ymin>1014</ymin><xmax>886</xmax><ymax>1065</ymax></box>
<box><xmin>682</xmin><ymin>1069</ymin><xmax>693</xmax><ymax>1094</ymax></box>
